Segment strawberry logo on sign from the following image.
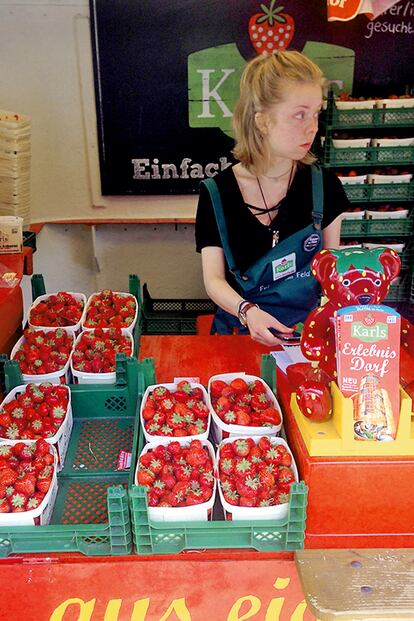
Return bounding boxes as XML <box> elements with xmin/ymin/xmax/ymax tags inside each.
<box><xmin>363</xmin><ymin>313</ymin><xmax>376</xmax><ymax>327</ymax></box>
<box><xmin>248</xmin><ymin>1</ymin><xmax>295</xmax><ymax>56</ymax></box>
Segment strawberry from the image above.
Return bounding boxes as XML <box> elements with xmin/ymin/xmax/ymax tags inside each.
<box><xmin>210</xmin><ymin>379</ymin><xmax>228</xmax><ymax>398</ymax></box>
<box><xmin>10</xmin><ymin>491</ymin><xmax>28</xmax><ymax>512</ymax></box>
<box><xmin>35</xmin><ymin>438</ymin><xmax>51</xmax><ymax>457</ymax></box>
<box><xmin>26</xmin><ymin>495</ymin><xmax>43</xmax><ymax>510</ymax></box>
<box><xmin>235</xmin><ymin>409</ymin><xmax>251</xmax><ymax>426</ymax></box>
<box><xmin>248</xmin><ymin>1</ymin><xmax>295</xmax><ymax>56</ymax></box>
<box><xmin>0</xmin><ymin>497</ymin><xmax>11</xmax><ymax>513</ymax></box>
<box><xmin>0</xmin><ymin>468</ymin><xmax>18</xmax><ymax>486</ymax></box>
<box><xmin>233</xmin><ymin>438</ymin><xmax>250</xmax><ymax>458</ymax></box>
<box><xmin>223</xmin><ymin>490</ymin><xmax>240</xmax><ymax>506</ymax></box>
<box><xmin>0</xmin><ymin>445</ymin><xmax>13</xmax><ymax>460</ymax></box>
<box><xmin>239</xmin><ymin>495</ymin><xmax>258</xmax><ymax>507</ymax></box>
<box><xmin>14</xmin><ymin>474</ymin><xmax>36</xmax><ymax>497</ymax></box>
<box><xmin>137</xmin><ymin>468</ymin><xmax>156</xmax><ymax>487</ymax></box>
<box><xmin>230</xmin><ymin>378</ymin><xmax>249</xmax><ymax>394</ymax></box>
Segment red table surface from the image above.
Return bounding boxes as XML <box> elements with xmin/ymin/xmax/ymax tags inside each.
<box><xmin>139</xmin><ymin>334</ymin><xmax>274</xmax><ymax>384</ymax></box>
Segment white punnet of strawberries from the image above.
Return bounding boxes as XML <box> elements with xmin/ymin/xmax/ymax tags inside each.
<box><xmin>142</xmin><ymin>380</ymin><xmax>209</xmax><ymax>437</ymax></box>
<box><xmin>72</xmin><ymin>328</ymin><xmax>132</xmax><ymax>374</ymax></box>
<box><xmin>218</xmin><ymin>437</ymin><xmax>296</xmax><ymax>508</ymax></box>
<box><xmin>12</xmin><ymin>328</ymin><xmax>73</xmax><ymax>375</ymax></box>
<box><xmin>0</xmin><ymin>383</ymin><xmax>69</xmax><ymax>441</ymax></box>
<box><xmin>137</xmin><ymin>439</ymin><xmax>215</xmax><ymax>508</ymax></box>
<box><xmin>210</xmin><ymin>377</ymin><xmax>281</xmax><ymax>427</ymax></box>
<box><xmin>0</xmin><ymin>440</ymin><xmax>55</xmax><ymax>515</ymax></box>
<box><xmin>29</xmin><ymin>292</ymin><xmax>84</xmax><ymax>328</ymax></box>
<box><xmin>83</xmin><ymin>289</ymin><xmax>136</xmax><ymax>329</ymax></box>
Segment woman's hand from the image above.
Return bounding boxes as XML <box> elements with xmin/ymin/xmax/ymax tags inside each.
<box><xmin>244</xmin><ymin>306</ymin><xmax>294</xmax><ymax>346</ymax></box>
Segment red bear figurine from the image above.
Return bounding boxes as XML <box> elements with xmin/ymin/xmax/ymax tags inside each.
<box><xmin>300</xmin><ymin>247</ymin><xmax>402</xmax><ymax>378</ymax></box>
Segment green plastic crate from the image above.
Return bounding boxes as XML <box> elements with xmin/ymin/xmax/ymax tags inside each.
<box><xmin>341</xmin><ymin>213</ymin><xmax>414</xmax><ymax>238</ymax></box>
<box><xmin>321</xmin><ymin>92</ymin><xmax>414</xmax><ymax>129</ymax></box>
<box><xmin>344</xmin><ymin>181</ymin><xmax>414</xmax><ymax>203</ymax></box>
<box><xmin>141</xmin><ymin>283</ymin><xmax>216</xmax><ymax>335</ymax></box>
<box><xmin>128</xmin><ymin>357</ymin><xmax>308</xmax><ymax>555</ymax></box>
<box><xmin>320</xmin><ymin>142</ymin><xmax>414</xmax><ymax>168</ymax></box>
<box><xmin>385</xmin><ymin>277</ymin><xmax>410</xmax><ymax>304</ymax></box>
<box><xmin>0</xmin><ymin>355</ymin><xmax>146</xmax><ymax>557</ymax></box>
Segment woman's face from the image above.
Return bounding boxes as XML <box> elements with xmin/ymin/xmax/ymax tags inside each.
<box><xmin>259</xmin><ymin>81</ymin><xmax>323</xmax><ymax>162</ymax></box>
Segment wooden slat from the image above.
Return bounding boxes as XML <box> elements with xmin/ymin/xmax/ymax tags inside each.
<box><xmin>295</xmin><ymin>549</ymin><xmax>414</xmax><ymax>620</ymax></box>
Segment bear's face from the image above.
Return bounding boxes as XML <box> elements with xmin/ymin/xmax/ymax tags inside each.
<box><xmin>311</xmin><ymin>248</ymin><xmax>401</xmax><ymax>309</ymax></box>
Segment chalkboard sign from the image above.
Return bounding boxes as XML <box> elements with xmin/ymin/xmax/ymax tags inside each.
<box><xmin>90</xmin><ymin>0</ymin><xmax>413</xmax><ymax>195</ymax></box>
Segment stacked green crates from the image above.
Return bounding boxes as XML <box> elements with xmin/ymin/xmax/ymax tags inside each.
<box><xmin>0</xmin><ymin>355</ymin><xmax>143</xmax><ymax>557</ymax></box>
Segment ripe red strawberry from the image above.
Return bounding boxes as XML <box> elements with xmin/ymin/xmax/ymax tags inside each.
<box><xmin>0</xmin><ymin>497</ymin><xmax>11</xmax><ymax>513</ymax></box>
<box><xmin>210</xmin><ymin>379</ymin><xmax>228</xmax><ymax>398</ymax></box>
<box><xmin>223</xmin><ymin>490</ymin><xmax>239</xmax><ymax>506</ymax></box>
<box><xmin>0</xmin><ymin>468</ymin><xmax>18</xmax><ymax>486</ymax></box>
<box><xmin>233</xmin><ymin>438</ymin><xmax>251</xmax><ymax>458</ymax></box>
<box><xmin>14</xmin><ymin>474</ymin><xmax>36</xmax><ymax>497</ymax></box>
<box><xmin>260</xmin><ymin>407</ymin><xmax>282</xmax><ymax>426</ymax></box>
<box><xmin>10</xmin><ymin>491</ymin><xmax>28</xmax><ymax>512</ymax></box>
<box><xmin>0</xmin><ymin>445</ymin><xmax>13</xmax><ymax>460</ymax></box>
<box><xmin>0</xmin><ymin>412</ymin><xmax>11</xmax><ymax>428</ymax></box>
<box><xmin>235</xmin><ymin>409</ymin><xmax>251</xmax><ymax>426</ymax></box>
<box><xmin>137</xmin><ymin>468</ymin><xmax>156</xmax><ymax>487</ymax></box>
<box><xmin>239</xmin><ymin>495</ymin><xmax>258</xmax><ymax>507</ymax></box>
<box><xmin>230</xmin><ymin>378</ymin><xmax>249</xmax><ymax>394</ymax></box>
<box><xmin>26</xmin><ymin>495</ymin><xmax>43</xmax><ymax>510</ymax></box>
<box><xmin>248</xmin><ymin>1</ymin><xmax>295</xmax><ymax>56</ymax></box>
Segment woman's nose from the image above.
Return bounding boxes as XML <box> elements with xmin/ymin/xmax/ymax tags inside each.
<box><xmin>307</xmin><ymin>116</ymin><xmax>318</xmax><ymax>135</ymax></box>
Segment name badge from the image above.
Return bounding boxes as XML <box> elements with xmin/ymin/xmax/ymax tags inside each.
<box><xmin>303</xmin><ymin>233</ymin><xmax>320</xmax><ymax>252</ymax></box>
<box><xmin>272</xmin><ymin>252</ymin><xmax>296</xmax><ymax>282</ymax></box>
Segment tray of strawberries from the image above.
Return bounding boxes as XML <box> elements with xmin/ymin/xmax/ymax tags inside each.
<box><xmin>28</xmin><ymin>292</ymin><xmax>86</xmax><ymax>333</ymax></box>
<box><xmin>135</xmin><ymin>438</ymin><xmax>216</xmax><ymax>522</ymax></box>
<box><xmin>11</xmin><ymin>328</ymin><xmax>74</xmax><ymax>384</ymax></box>
<box><xmin>71</xmin><ymin>327</ymin><xmax>134</xmax><ymax>384</ymax></box>
<box><xmin>0</xmin><ymin>439</ymin><xmax>58</xmax><ymax>526</ymax></box>
<box><xmin>82</xmin><ymin>289</ymin><xmax>138</xmax><ymax>334</ymax></box>
<box><xmin>0</xmin><ymin>383</ymin><xmax>72</xmax><ymax>470</ymax></box>
<box><xmin>216</xmin><ymin>436</ymin><xmax>298</xmax><ymax>521</ymax></box>
<box><xmin>140</xmin><ymin>380</ymin><xmax>211</xmax><ymax>441</ymax></box>
<box><xmin>207</xmin><ymin>373</ymin><xmax>282</xmax><ymax>443</ymax></box>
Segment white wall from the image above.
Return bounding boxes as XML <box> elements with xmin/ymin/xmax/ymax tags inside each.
<box><xmin>1</xmin><ymin>0</ymin><xmax>206</xmax><ymax>298</ymax></box>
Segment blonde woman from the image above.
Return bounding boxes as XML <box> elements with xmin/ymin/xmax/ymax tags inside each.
<box><xmin>196</xmin><ymin>50</ymin><xmax>348</xmax><ymax>345</ymax></box>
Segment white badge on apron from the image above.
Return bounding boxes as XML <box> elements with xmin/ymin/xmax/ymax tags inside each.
<box><xmin>272</xmin><ymin>252</ymin><xmax>296</xmax><ymax>282</ymax></box>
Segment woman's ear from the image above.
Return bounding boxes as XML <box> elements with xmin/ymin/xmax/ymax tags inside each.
<box><xmin>254</xmin><ymin>111</ymin><xmax>268</xmax><ymax>135</ymax></box>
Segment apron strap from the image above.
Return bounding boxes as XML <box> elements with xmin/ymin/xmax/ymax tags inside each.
<box><xmin>200</xmin><ymin>178</ymin><xmax>239</xmax><ymax>274</ymax></box>
<box><xmin>311</xmin><ymin>165</ymin><xmax>324</xmax><ymax>230</ymax></box>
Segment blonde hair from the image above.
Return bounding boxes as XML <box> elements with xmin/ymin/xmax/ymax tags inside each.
<box><xmin>232</xmin><ymin>51</ymin><xmax>326</xmax><ymax>174</ymax></box>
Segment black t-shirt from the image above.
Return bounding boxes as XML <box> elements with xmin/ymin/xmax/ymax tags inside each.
<box><xmin>195</xmin><ymin>164</ymin><xmax>349</xmax><ymax>276</ymax></box>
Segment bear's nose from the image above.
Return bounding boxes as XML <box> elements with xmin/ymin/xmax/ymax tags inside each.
<box><xmin>357</xmin><ymin>294</ymin><xmax>372</xmax><ymax>304</ymax></box>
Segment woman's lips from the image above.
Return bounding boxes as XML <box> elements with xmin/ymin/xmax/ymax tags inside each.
<box><xmin>300</xmin><ymin>142</ymin><xmax>312</xmax><ymax>149</ymax></box>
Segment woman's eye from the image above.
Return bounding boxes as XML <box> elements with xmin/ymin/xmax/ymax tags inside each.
<box><xmin>294</xmin><ymin>112</ymin><xmax>305</xmax><ymax>120</ymax></box>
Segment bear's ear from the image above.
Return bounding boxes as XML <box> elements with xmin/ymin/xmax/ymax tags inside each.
<box><xmin>311</xmin><ymin>249</ymin><xmax>337</xmax><ymax>284</ymax></box>
<box><xmin>379</xmin><ymin>248</ymin><xmax>401</xmax><ymax>283</ymax></box>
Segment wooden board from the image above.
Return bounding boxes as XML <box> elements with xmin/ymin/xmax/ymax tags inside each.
<box><xmin>295</xmin><ymin>548</ymin><xmax>414</xmax><ymax>620</ymax></box>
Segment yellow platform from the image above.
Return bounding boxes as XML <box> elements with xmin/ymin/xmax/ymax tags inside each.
<box><xmin>290</xmin><ymin>383</ymin><xmax>414</xmax><ymax>456</ymax></box>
